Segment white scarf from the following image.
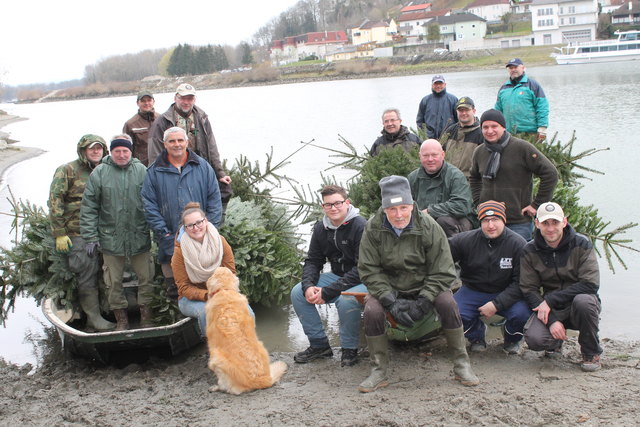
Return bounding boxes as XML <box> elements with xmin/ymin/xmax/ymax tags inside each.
<box><xmin>180</xmin><ymin>222</ymin><xmax>224</xmax><ymax>284</ymax></box>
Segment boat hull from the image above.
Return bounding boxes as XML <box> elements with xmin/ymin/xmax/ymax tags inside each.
<box><xmin>42</xmin><ymin>298</ymin><xmax>203</xmax><ymax>363</ymax></box>
<box><xmin>555</xmin><ymin>51</ymin><xmax>640</xmax><ymax>65</ymax></box>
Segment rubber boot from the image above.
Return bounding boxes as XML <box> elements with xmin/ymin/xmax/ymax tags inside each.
<box><xmin>78</xmin><ymin>289</ymin><xmax>116</xmax><ymax>331</ymax></box>
<box><xmin>444</xmin><ymin>327</ymin><xmax>480</xmax><ymax>386</ymax></box>
<box><xmin>113</xmin><ymin>309</ymin><xmax>130</xmax><ymax>331</ymax></box>
<box><xmin>358</xmin><ymin>334</ymin><xmax>390</xmax><ymax>393</ymax></box>
<box><xmin>165</xmin><ymin>277</ymin><xmax>178</xmax><ymax>301</ymax></box>
<box><xmin>139</xmin><ymin>305</ymin><xmax>153</xmax><ymax>328</ymax></box>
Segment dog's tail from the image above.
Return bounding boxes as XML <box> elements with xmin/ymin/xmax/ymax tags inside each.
<box><xmin>269</xmin><ymin>361</ymin><xmax>288</xmax><ymax>385</ymax></box>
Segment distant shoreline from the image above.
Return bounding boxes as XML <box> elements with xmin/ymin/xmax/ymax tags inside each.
<box><xmin>0</xmin><ymin>113</ymin><xmax>45</xmax><ymax>182</ymax></box>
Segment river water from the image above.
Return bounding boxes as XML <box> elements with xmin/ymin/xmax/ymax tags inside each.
<box><xmin>1</xmin><ymin>60</ymin><xmax>639</xmax><ymax>366</ymax></box>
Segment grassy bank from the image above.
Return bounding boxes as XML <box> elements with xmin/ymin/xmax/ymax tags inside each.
<box><xmin>19</xmin><ymin>45</ymin><xmax>558</xmax><ymax>103</ymax></box>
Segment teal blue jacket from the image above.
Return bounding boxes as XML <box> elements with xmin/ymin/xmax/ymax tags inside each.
<box><xmin>495</xmin><ymin>74</ymin><xmax>549</xmax><ymax>133</ymax></box>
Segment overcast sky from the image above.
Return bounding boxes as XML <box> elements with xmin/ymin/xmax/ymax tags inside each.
<box><xmin>1</xmin><ymin>0</ymin><xmax>300</xmax><ymax>86</ymax></box>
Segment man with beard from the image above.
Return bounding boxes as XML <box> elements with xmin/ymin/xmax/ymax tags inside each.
<box><xmin>369</xmin><ymin>108</ymin><xmax>421</xmax><ymax>156</ymax></box>
<box><xmin>416</xmin><ymin>75</ymin><xmax>458</xmax><ymax>139</ymax></box>
<box><xmin>123</xmin><ymin>91</ymin><xmax>159</xmax><ymax>166</ymax></box>
<box><xmin>520</xmin><ymin>202</ymin><xmax>602</xmax><ymax>372</ymax></box>
<box><xmin>495</xmin><ymin>58</ymin><xmax>549</xmax><ymax>141</ymax></box>
<box><xmin>469</xmin><ymin>109</ymin><xmax>558</xmax><ymax>241</ymax></box>
<box><xmin>148</xmin><ymin>83</ymin><xmax>232</xmax><ymax>217</ymax></box>
<box><xmin>440</xmin><ymin>97</ymin><xmax>484</xmax><ymax>179</ymax></box>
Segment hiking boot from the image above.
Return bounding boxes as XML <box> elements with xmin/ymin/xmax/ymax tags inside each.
<box><xmin>581</xmin><ymin>354</ymin><xmax>601</xmax><ymax>372</ymax></box>
<box><xmin>470</xmin><ymin>339</ymin><xmax>487</xmax><ymax>353</ymax></box>
<box><xmin>503</xmin><ymin>340</ymin><xmax>521</xmax><ymax>355</ymax></box>
<box><xmin>340</xmin><ymin>348</ymin><xmax>358</xmax><ymax>367</ymax></box>
<box><xmin>294</xmin><ymin>346</ymin><xmax>333</xmax><ymax>363</ymax></box>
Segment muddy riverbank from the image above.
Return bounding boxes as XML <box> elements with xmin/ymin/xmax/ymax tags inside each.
<box><xmin>1</xmin><ymin>334</ymin><xmax>638</xmax><ymax>426</ymax></box>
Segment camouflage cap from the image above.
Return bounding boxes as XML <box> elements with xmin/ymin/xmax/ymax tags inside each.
<box><xmin>137</xmin><ymin>91</ymin><xmax>154</xmax><ymax>101</ymax></box>
<box><xmin>77</xmin><ymin>134</ymin><xmax>106</xmax><ymax>149</ymax></box>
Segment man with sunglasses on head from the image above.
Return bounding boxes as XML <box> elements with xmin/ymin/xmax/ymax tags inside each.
<box><xmin>291</xmin><ymin>185</ymin><xmax>367</xmax><ymax>367</ymax></box>
<box><xmin>141</xmin><ymin>126</ymin><xmax>222</xmax><ymax>301</ymax></box>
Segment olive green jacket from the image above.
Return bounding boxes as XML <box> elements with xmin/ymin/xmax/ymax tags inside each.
<box><xmin>358</xmin><ymin>205</ymin><xmax>456</xmax><ymax>302</ymax></box>
<box><xmin>80</xmin><ymin>155</ymin><xmax>150</xmax><ymax>256</ymax></box>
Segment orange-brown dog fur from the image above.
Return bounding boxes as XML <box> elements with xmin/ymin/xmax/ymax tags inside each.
<box><xmin>205</xmin><ymin>267</ymin><xmax>287</xmax><ymax>394</ymax></box>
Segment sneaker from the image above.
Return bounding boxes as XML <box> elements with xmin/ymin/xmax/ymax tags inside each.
<box><xmin>581</xmin><ymin>354</ymin><xmax>601</xmax><ymax>372</ymax></box>
<box><xmin>294</xmin><ymin>346</ymin><xmax>333</xmax><ymax>363</ymax></box>
<box><xmin>502</xmin><ymin>340</ymin><xmax>521</xmax><ymax>355</ymax></box>
<box><xmin>470</xmin><ymin>339</ymin><xmax>487</xmax><ymax>352</ymax></box>
<box><xmin>340</xmin><ymin>348</ymin><xmax>358</xmax><ymax>367</ymax></box>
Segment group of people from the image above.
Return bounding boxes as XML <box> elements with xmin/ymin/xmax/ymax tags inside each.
<box><xmin>292</xmin><ymin>58</ymin><xmax>601</xmax><ymax>392</ymax></box>
<box><xmin>49</xmin><ymin>84</ymin><xmax>232</xmax><ymax>332</ymax></box>
<box><xmin>48</xmin><ymin>61</ymin><xmax>601</xmax><ymax>392</ymax></box>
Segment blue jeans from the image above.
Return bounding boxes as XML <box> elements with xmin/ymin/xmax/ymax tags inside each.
<box><xmin>507</xmin><ymin>222</ymin><xmax>533</xmax><ymax>241</ymax></box>
<box><xmin>454</xmin><ymin>285</ymin><xmax>531</xmax><ymax>344</ymax></box>
<box><xmin>290</xmin><ymin>273</ymin><xmax>366</xmax><ymax>349</ymax></box>
<box><xmin>179</xmin><ymin>297</ymin><xmax>255</xmax><ymax>338</ymax></box>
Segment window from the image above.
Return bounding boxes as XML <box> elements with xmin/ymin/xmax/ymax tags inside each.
<box><xmin>561</xmin><ymin>18</ymin><xmax>564</xmax><ymax>25</ymax></box>
<box><xmin>569</xmin><ymin>17</ymin><xmax>576</xmax><ymax>24</ymax></box>
<box><xmin>568</xmin><ymin>6</ymin><xmax>575</xmax><ymax>13</ymax></box>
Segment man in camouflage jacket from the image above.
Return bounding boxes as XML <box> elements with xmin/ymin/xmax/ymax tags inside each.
<box><xmin>48</xmin><ymin>134</ymin><xmax>115</xmax><ymax>331</ymax></box>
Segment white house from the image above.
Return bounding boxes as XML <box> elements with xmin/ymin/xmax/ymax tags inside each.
<box><xmin>530</xmin><ymin>0</ymin><xmax>598</xmax><ymax>44</ymax></box>
<box><xmin>611</xmin><ymin>0</ymin><xmax>640</xmax><ymax>24</ymax></box>
<box><xmin>433</xmin><ymin>13</ymin><xmax>488</xmax><ymax>46</ymax></box>
<box><xmin>466</xmin><ymin>0</ymin><xmax>512</xmax><ymax>23</ymax></box>
<box><xmin>350</xmin><ymin>19</ymin><xmax>398</xmax><ymax>45</ymax></box>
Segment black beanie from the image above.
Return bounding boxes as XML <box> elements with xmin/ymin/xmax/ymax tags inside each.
<box><xmin>480</xmin><ymin>109</ymin><xmax>506</xmax><ymax>129</ymax></box>
<box><xmin>110</xmin><ymin>138</ymin><xmax>133</xmax><ymax>152</ymax></box>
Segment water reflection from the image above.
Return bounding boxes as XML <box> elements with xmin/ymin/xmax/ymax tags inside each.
<box><xmin>1</xmin><ymin>60</ymin><xmax>639</xmax><ymax>366</ymax></box>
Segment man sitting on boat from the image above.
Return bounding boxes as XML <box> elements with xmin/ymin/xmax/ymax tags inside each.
<box><xmin>48</xmin><ymin>134</ymin><xmax>115</xmax><ymax>331</ymax></box>
<box><xmin>495</xmin><ymin>58</ymin><xmax>549</xmax><ymax>142</ymax></box>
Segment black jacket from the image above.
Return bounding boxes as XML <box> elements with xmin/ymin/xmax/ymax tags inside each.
<box><xmin>369</xmin><ymin>125</ymin><xmax>421</xmax><ymax>156</ymax></box>
<box><xmin>301</xmin><ymin>215</ymin><xmax>367</xmax><ymax>301</ymax></box>
<box><xmin>449</xmin><ymin>226</ymin><xmax>527</xmax><ymax>311</ymax></box>
<box><xmin>520</xmin><ymin>224</ymin><xmax>599</xmax><ymax>325</ymax></box>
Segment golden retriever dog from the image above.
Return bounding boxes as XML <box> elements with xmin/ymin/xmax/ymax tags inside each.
<box><xmin>205</xmin><ymin>266</ymin><xmax>287</xmax><ymax>395</ymax></box>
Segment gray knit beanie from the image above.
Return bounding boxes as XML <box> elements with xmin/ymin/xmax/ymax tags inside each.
<box><xmin>379</xmin><ymin>175</ymin><xmax>414</xmax><ymax>208</ymax></box>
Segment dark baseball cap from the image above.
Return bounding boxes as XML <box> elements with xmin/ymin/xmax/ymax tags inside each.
<box><xmin>432</xmin><ymin>75</ymin><xmax>445</xmax><ymax>83</ymax></box>
<box><xmin>456</xmin><ymin>97</ymin><xmax>475</xmax><ymax>109</ymax></box>
<box><xmin>506</xmin><ymin>58</ymin><xmax>524</xmax><ymax>67</ymax></box>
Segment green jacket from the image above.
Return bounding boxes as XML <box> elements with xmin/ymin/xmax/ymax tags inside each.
<box><xmin>407</xmin><ymin>161</ymin><xmax>476</xmax><ymax>225</ymax></box>
<box><xmin>48</xmin><ymin>135</ymin><xmax>108</xmax><ymax>238</ymax></box>
<box><xmin>358</xmin><ymin>205</ymin><xmax>456</xmax><ymax>303</ymax></box>
<box><xmin>80</xmin><ymin>155</ymin><xmax>150</xmax><ymax>257</ymax></box>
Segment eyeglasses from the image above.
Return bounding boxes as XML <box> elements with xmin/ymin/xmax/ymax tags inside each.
<box><xmin>321</xmin><ymin>200</ymin><xmax>346</xmax><ymax>210</ymax></box>
<box><xmin>185</xmin><ymin>218</ymin><xmax>206</xmax><ymax>230</ymax></box>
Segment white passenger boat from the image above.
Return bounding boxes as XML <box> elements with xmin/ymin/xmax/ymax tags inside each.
<box><xmin>553</xmin><ymin>30</ymin><xmax>640</xmax><ymax>65</ymax></box>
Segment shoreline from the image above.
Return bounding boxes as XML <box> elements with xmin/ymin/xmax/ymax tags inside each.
<box><xmin>0</xmin><ymin>113</ymin><xmax>46</xmax><ymax>182</ymax></box>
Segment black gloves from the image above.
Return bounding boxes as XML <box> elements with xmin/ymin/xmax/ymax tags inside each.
<box><xmin>410</xmin><ymin>296</ymin><xmax>434</xmax><ymax>319</ymax></box>
<box><xmin>380</xmin><ymin>293</ymin><xmax>414</xmax><ymax>328</ymax></box>
<box><xmin>85</xmin><ymin>242</ymin><xmax>101</xmax><ymax>257</ymax></box>
<box><xmin>380</xmin><ymin>293</ymin><xmax>434</xmax><ymax>328</ymax></box>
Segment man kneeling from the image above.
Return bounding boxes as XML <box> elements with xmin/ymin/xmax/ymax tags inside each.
<box><xmin>357</xmin><ymin>176</ymin><xmax>479</xmax><ymax>392</ymax></box>
<box><xmin>449</xmin><ymin>200</ymin><xmax>531</xmax><ymax>354</ymax></box>
<box><xmin>520</xmin><ymin>202</ymin><xmax>602</xmax><ymax>372</ymax></box>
